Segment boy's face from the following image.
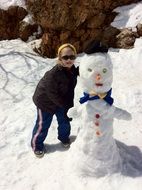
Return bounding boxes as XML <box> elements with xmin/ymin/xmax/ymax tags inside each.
<box><xmin>59</xmin><ymin>47</ymin><xmax>76</xmax><ymax>68</ymax></box>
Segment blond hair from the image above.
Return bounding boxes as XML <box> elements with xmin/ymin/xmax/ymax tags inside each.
<box><xmin>57</xmin><ymin>43</ymin><xmax>77</xmax><ymax>57</ymax></box>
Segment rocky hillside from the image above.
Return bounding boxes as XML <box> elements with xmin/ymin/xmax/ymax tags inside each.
<box><xmin>0</xmin><ymin>0</ymin><xmax>142</xmax><ymax>57</ymax></box>
<box><xmin>0</xmin><ymin>6</ymin><xmax>39</xmax><ymax>41</ymax></box>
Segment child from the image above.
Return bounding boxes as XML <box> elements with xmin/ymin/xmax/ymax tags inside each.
<box><xmin>31</xmin><ymin>43</ymin><xmax>79</xmax><ymax>158</ymax></box>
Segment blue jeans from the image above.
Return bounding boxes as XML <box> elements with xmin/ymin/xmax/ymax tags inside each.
<box><xmin>31</xmin><ymin>107</ymin><xmax>71</xmax><ymax>151</ymax></box>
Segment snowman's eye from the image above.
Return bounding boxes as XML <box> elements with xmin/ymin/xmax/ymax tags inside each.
<box><xmin>87</xmin><ymin>68</ymin><xmax>92</xmax><ymax>72</ymax></box>
<box><xmin>103</xmin><ymin>68</ymin><xmax>107</xmax><ymax>73</ymax></box>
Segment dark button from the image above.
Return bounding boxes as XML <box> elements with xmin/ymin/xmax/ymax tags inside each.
<box><xmin>95</xmin><ymin>122</ymin><xmax>99</xmax><ymax>126</ymax></box>
<box><xmin>96</xmin><ymin>131</ymin><xmax>101</xmax><ymax>136</ymax></box>
<box><xmin>95</xmin><ymin>114</ymin><xmax>100</xmax><ymax>118</ymax></box>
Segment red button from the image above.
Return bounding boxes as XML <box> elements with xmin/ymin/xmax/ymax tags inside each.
<box><xmin>95</xmin><ymin>122</ymin><xmax>99</xmax><ymax>126</ymax></box>
<box><xmin>95</xmin><ymin>114</ymin><xmax>100</xmax><ymax>118</ymax></box>
<box><xmin>96</xmin><ymin>131</ymin><xmax>101</xmax><ymax>136</ymax></box>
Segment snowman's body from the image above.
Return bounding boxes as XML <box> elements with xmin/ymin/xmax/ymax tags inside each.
<box><xmin>68</xmin><ymin>53</ymin><xmax>131</xmax><ymax>177</ymax></box>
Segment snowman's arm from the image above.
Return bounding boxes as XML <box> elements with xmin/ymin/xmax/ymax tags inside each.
<box><xmin>113</xmin><ymin>107</ymin><xmax>132</xmax><ymax>120</ymax></box>
<box><xmin>67</xmin><ymin>106</ymin><xmax>82</xmax><ymax>119</ymax></box>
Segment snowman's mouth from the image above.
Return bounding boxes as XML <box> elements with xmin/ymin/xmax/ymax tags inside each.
<box><xmin>95</xmin><ymin>83</ymin><xmax>103</xmax><ymax>86</ymax></box>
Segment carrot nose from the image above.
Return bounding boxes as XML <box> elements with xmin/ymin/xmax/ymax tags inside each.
<box><xmin>96</xmin><ymin>74</ymin><xmax>101</xmax><ymax>81</ymax></box>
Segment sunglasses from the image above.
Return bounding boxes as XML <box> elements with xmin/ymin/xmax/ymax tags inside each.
<box><xmin>61</xmin><ymin>55</ymin><xmax>76</xmax><ymax>60</ymax></box>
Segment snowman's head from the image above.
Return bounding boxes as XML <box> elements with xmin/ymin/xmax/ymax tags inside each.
<box><xmin>79</xmin><ymin>53</ymin><xmax>113</xmax><ymax>94</ymax></box>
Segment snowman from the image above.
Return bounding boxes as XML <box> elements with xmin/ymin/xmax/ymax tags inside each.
<box><xmin>68</xmin><ymin>42</ymin><xmax>132</xmax><ymax>177</ymax></box>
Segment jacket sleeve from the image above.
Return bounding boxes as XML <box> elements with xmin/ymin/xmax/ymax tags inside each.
<box><xmin>76</xmin><ymin>66</ymin><xmax>79</xmax><ymax>76</ymax></box>
<box><xmin>44</xmin><ymin>72</ymin><xmax>65</xmax><ymax>108</ymax></box>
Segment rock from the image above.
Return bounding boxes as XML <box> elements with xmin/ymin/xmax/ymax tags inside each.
<box><xmin>87</xmin><ymin>12</ymin><xmax>106</xmax><ymax>28</ymax></box>
<box><xmin>116</xmin><ymin>28</ymin><xmax>139</xmax><ymax>48</ymax></box>
<box><xmin>0</xmin><ymin>6</ymin><xmax>28</xmax><ymax>40</ymax></box>
<box><xmin>26</xmin><ymin>0</ymin><xmax>140</xmax><ymax>57</ymax></box>
<box><xmin>0</xmin><ymin>0</ymin><xmax>141</xmax><ymax>57</ymax></box>
<box><xmin>136</xmin><ymin>23</ymin><xmax>142</xmax><ymax>36</ymax></box>
<box><xmin>7</xmin><ymin>6</ymin><xmax>27</xmax><ymax>20</ymax></box>
<box><xmin>102</xmin><ymin>26</ymin><xmax>120</xmax><ymax>47</ymax></box>
<box><xmin>19</xmin><ymin>21</ymin><xmax>38</xmax><ymax>41</ymax></box>
<box><xmin>60</xmin><ymin>31</ymin><xmax>71</xmax><ymax>42</ymax></box>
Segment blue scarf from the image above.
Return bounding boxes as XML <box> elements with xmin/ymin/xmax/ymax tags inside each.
<box><xmin>79</xmin><ymin>88</ymin><xmax>113</xmax><ymax>105</ymax></box>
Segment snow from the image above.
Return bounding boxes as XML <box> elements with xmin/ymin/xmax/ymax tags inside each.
<box><xmin>0</xmin><ymin>0</ymin><xmax>25</xmax><ymax>10</ymax></box>
<box><xmin>0</xmin><ymin>2</ymin><xmax>142</xmax><ymax>190</ymax></box>
<box><xmin>23</xmin><ymin>14</ymin><xmax>35</xmax><ymax>25</ymax></box>
<box><xmin>0</xmin><ymin>38</ymin><xmax>142</xmax><ymax>190</ymax></box>
<box><xmin>111</xmin><ymin>2</ymin><xmax>142</xmax><ymax>29</ymax></box>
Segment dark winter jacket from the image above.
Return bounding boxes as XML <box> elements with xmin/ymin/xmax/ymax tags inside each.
<box><xmin>33</xmin><ymin>64</ymin><xmax>79</xmax><ymax>114</ymax></box>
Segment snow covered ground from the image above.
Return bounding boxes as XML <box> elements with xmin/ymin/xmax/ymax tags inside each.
<box><xmin>0</xmin><ymin>1</ymin><xmax>142</xmax><ymax>190</ymax></box>
<box><xmin>111</xmin><ymin>1</ymin><xmax>142</xmax><ymax>29</ymax></box>
<box><xmin>0</xmin><ymin>0</ymin><xmax>25</xmax><ymax>10</ymax></box>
